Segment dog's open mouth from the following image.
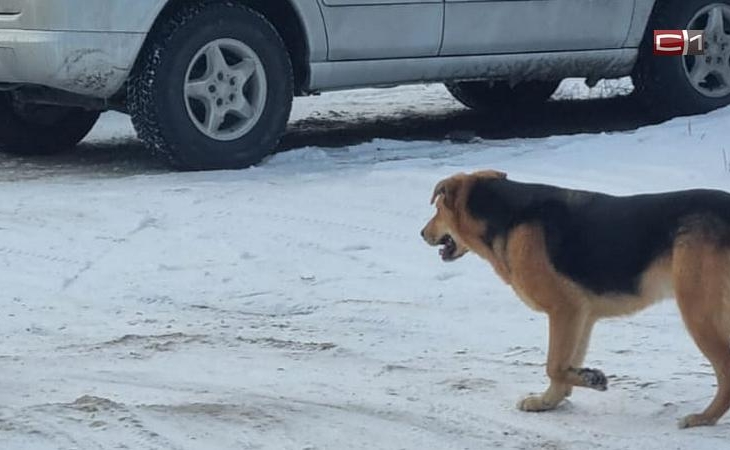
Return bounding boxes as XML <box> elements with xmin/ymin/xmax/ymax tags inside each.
<box><xmin>438</xmin><ymin>234</ymin><xmax>457</xmax><ymax>261</ymax></box>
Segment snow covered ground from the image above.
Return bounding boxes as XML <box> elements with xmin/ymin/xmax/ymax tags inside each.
<box><xmin>1</xmin><ymin>80</ymin><xmax>730</xmax><ymax>449</ymax></box>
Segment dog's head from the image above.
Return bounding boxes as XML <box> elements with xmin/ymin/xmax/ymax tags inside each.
<box><xmin>421</xmin><ymin>170</ymin><xmax>507</xmax><ymax>262</ymax></box>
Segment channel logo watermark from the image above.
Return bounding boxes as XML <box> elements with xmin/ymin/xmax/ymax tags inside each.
<box><xmin>653</xmin><ymin>30</ymin><xmax>705</xmax><ymax>56</ymax></box>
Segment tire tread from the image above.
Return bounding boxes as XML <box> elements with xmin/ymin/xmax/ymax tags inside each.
<box><xmin>128</xmin><ymin>0</ymin><xmax>293</xmax><ymax>170</ymax></box>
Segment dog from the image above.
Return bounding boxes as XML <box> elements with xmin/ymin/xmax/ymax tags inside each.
<box><xmin>421</xmin><ymin>169</ymin><xmax>730</xmax><ymax>428</ymax></box>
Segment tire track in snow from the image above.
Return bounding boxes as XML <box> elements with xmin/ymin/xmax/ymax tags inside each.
<box><xmin>0</xmin><ymin>245</ymin><xmax>87</xmax><ymax>267</ymax></box>
<box><xmin>251</xmin><ymin>210</ymin><xmax>410</xmax><ymax>241</ymax></box>
<box><xmin>61</xmin><ymin>213</ymin><xmax>163</xmax><ymax>290</ymax></box>
<box><xmin>14</xmin><ymin>397</ymin><xmax>188</xmax><ymax>450</ymax></box>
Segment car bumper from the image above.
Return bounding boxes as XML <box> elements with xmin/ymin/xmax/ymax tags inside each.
<box><xmin>0</xmin><ymin>29</ymin><xmax>145</xmax><ymax>98</ymax></box>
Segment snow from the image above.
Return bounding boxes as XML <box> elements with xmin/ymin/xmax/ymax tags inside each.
<box><xmin>1</xmin><ymin>80</ymin><xmax>730</xmax><ymax>449</ymax></box>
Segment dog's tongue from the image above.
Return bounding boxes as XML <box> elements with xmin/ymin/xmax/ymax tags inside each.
<box><xmin>439</xmin><ymin>246</ymin><xmax>450</xmax><ymax>260</ymax></box>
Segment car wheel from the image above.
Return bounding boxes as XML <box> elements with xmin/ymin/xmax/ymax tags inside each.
<box><xmin>128</xmin><ymin>1</ymin><xmax>293</xmax><ymax>170</ymax></box>
<box><xmin>445</xmin><ymin>80</ymin><xmax>560</xmax><ymax>111</ymax></box>
<box><xmin>633</xmin><ymin>0</ymin><xmax>730</xmax><ymax>115</ymax></box>
<box><xmin>0</xmin><ymin>92</ymin><xmax>100</xmax><ymax>155</ymax></box>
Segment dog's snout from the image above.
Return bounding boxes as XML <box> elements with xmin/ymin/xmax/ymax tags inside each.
<box><xmin>421</xmin><ymin>226</ymin><xmax>433</xmax><ymax>243</ymax></box>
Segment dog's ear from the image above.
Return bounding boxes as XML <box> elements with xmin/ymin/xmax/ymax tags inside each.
<box><xmin>431</xmin><ymin>176</ymin><xmax>464</xmax><ymax>209</ymax></box>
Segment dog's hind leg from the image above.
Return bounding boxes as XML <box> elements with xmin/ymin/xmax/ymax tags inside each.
<box><xmin>518</xmin><ymin>308</ymin><xmax>606</xmax><ymax>412</ymax></box>
<box><xmin>674</xmin><ymin>244</ymin><xmax>730</xmax><ymax>428</ymax></box>
<box><xmin>676</xmin><ymin>313</ymin><xmax>730</xmax><ymax>428</ymax></box>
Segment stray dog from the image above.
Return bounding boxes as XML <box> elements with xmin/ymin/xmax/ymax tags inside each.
<box><xmin>421</xmin><ymin>170</ymin><xmax>730</xmax><ymax>428</ymax></box>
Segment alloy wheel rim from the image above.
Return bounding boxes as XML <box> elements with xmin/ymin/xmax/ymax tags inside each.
<box><xmin>683</xmin><ymin>4</ymin><xmax>730</xmax><ymax>98</ymax></box>
<box><xmin>184</xmin><ymin>38</ymin><xmax>268</xmax><ymax>141</ymax></box>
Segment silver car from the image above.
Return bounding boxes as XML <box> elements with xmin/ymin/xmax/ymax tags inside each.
<box><xmin>1</xmin><ymin>0</ymin><xmax>729</xmax><ymax>169</ymax></box>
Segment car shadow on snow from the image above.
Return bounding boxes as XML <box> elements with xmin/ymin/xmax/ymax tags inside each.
<box><xmin>0</xmin><ymin>137</ymin><xmax>166</xmax><ymax>181</ymax></box>
<box><xmin>0</xmin><ymin>93</ymin><xmax>671</xmax><ymax>179</ymax></box>
<box><xmin>280</xmin><ymin>93</ymin><xmax>666</xmax><ymax>151</ymax></box>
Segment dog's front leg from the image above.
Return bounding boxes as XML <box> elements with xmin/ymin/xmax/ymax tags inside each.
<box><xmin>518</xmin><ymin>308</ymin><xmax>606</xmax><ymax>412</ymax></box>
<box><xmin>564</xmin><ymin>317</ymin><xmax>597</xmax><ymax>398</ymax></box>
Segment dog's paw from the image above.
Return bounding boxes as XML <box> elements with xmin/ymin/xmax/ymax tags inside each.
<box><xmin>517</xmin><ymin>395</ymin><xmax>555</xmax><ymax>412</ymax></box>
<box><xmin>577</xmin><ymin>368</ymin><xmax>608</xmax><ymax>391</ymax></box>
<box><xmin>678</xmin><ymin>413</ymin><xmax>717</xmax><ymax>429</ymax></box>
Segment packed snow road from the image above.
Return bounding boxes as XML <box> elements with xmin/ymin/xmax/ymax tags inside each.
<box><xmin>1</xmin><ymin>82</ymin><xmax>729</xmax><ymax>450</ymax></box>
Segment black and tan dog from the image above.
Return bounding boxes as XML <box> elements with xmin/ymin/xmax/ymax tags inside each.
<box><xmin>421</xmin><ymin>170</ymin><xmax>730</xmax><ymax>428</ymax></box>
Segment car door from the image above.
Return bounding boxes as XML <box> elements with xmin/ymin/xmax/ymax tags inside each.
<box><xmin>319</xmin><ymin>0</ymin><xmax>444</xmax><ymax>60</ymax></box>
<box><xmin>440</xmin><ymin>0</ymin><xmax>636</xmax><ymax>56</ymax></box>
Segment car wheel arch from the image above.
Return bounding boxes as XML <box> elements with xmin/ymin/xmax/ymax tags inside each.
<box><xmin>136</xmin><ymin>0</ymin><xmax>313</xmax><ymax>96</ymax></box>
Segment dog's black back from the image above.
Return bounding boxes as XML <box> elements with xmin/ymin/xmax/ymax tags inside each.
<box><xmin>467</xmin><ymin>179</ymin><xmax>730</xmax><ymax>296</ymax></box>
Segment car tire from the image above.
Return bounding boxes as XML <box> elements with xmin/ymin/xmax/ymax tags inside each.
<box><xmin>633</xmin><ymin>0</ymin><xmax>730</xmax><ymax>116</ymax></box>
<box><xmin>0</xmin><ymin>92</ymin><xmax>100</xmax><ymax>155</ymax></box>
<box><xmin>445</xmin><ymin>80</ymin><xmax>560</xmax><ymax>111</ymax></box>
<box><xmin>128</xmin><ymin>1</ymin><xmax>293</xmax><ymax>170</ymax></box>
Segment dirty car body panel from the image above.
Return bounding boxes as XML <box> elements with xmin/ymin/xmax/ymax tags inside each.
<box><xmin>0</xmin><ymin>0</ymin><xmax>657</xmax><ymax>98</ymax></box>
<box><xmin>0</xmin><ymin>0</ymin><xmax>158</xmax><ymax>97</ymax></box>
<box><xmin>440</xmin><ymin>0</ymin><xmax>636</xmax><ymax>55</ymax></box>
